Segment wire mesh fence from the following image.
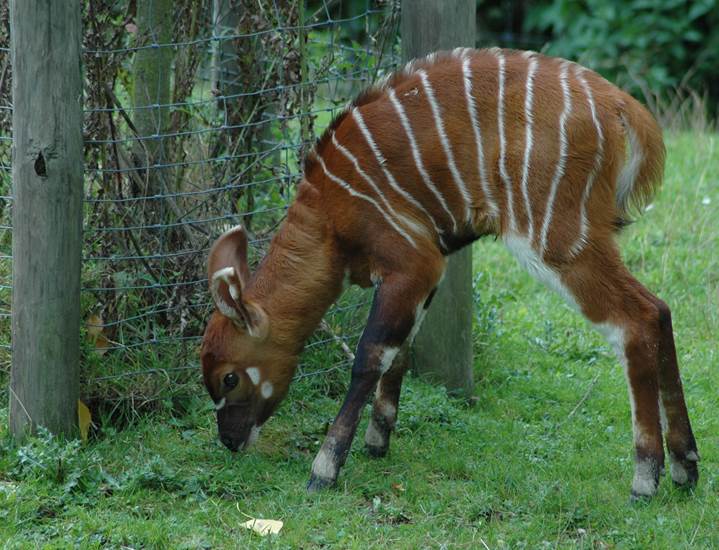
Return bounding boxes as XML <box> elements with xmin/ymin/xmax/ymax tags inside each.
<box><xmin>0</xmin><ymin>1</ymin><xmax>400</xmax><ymax>404</ymax></box>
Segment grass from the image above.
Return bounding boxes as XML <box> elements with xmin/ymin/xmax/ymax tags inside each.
<box><xmin>1</xmin><ymin>132</ymin><xmax>717</xmax><ymax>548</ymax></box>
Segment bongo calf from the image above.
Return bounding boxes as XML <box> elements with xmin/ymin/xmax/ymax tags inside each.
<box><xmin>200</xmin><ymin>48</ymin><xmax>698</xmax><ymax>498</ymax></box>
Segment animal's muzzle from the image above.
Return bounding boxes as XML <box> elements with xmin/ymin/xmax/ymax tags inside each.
<box><xmin>216</xmin><ymin>402</ymin><xmax>254</xmax><ymax>452</ymax></box>
<box><xmin>220</xmin><ymin>433</ymin><xmax>244</xmax><ymax>452</ymax></box>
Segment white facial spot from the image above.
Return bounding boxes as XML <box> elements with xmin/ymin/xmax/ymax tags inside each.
<box><xmin>311</xmin><ymin>446</ymin><xmax>338</xmax><ymax>480</ymax></box>
<box><xmin>214</xmin><ymin>397</ymin><xmax>226</xmax><ymax>411</ymax></box>
<box><xmin>379</xmin><ymin>347</ymin><xmax>399</xmax><ymax>375</ymax></box>
<box><xmin>261</xmin><ymin>380</ymin><xmax>274</xmax><ymax>399</ymax></box>
<box><xmin>245</xmin><ymin>367</ymin><xmax>260</xmax><ymax>386</ymax></box>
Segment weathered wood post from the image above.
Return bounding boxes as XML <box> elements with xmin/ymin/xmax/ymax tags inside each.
<box><xmin>9</xmin><ymin>0</ymin><xmax>84</xmax><ymax>438</ymax></box>
<box><xmin>402</xmin><ymin>0</ymin><xmax>475</xmax><ymax>397</ymax></box>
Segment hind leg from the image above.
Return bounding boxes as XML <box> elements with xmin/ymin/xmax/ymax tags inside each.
<box><xmin>562</xmin><ymin>243</ymin><xmax>698</xmax><ymax>497</ymax></box>
<box><xmin>651</xmin><ymin>297</ymin><xmax>699</xmax><ymax>486</ymax></box>
<box><xmin>505</xmin><ymin>233</ymin><xmax>696</xmax><ymax>498</ymax></box>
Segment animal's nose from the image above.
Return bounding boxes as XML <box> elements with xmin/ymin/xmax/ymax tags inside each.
<box><xmin>220</xmin><ymin>434</ymin><xmax>241</xmax><ymax>452</ymax></box>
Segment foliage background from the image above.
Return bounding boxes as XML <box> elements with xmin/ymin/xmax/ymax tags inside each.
<box><xmin>478</xmin><ymin>0</ymin><xmax>719</xmax><ymax>121</ymax></box>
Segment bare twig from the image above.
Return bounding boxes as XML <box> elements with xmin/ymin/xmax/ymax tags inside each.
<box><xmin>566</xmin><ymin>373</ymin><xmax>601</xmax><ymax>421</ymax></box>
<box><xmin>320</xmin><ymin>319</ymin><xmax>355</xmax><ymax>362</ymax></box>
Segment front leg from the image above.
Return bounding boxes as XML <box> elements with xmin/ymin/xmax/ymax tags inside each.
<box><xmin>364</xmin><ymin>343</ymin><xmax>410</xmax><ymax>458</ymax></box>
<box><xmin>308</xmin><ymin>271</ymin><xmax>439</xmax><ymax>491</ymax></box>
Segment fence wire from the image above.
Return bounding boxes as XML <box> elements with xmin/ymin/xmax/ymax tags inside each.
<box><xmin>0</xmin><ymin>1</ymin><xmax>400</xmax><ymax>398</ymax></box>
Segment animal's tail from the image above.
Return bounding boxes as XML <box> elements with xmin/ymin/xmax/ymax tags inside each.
<box><xmin>616</xmin><ymin>92</ymin><xmax>666</xmax><ymax>218</ymax></box>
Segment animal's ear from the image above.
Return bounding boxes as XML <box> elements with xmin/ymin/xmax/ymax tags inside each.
<box><xmin>208</xmin><ymin>226</ymin><xmax>268</xmax><ymax>338</ymax></box>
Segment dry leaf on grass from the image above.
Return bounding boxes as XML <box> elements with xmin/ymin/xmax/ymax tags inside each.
<box><xmin>77</xmin><ymin>400</ymin><xmax>93</xmax><ymax>443</ymax></box>
<box><xmin>86</xmin><ymin>314</ymin><xmax>111</xmax><ymax>355</ymax></box>
<box><xmin>240</xmin><ymin>518</ymin><xmax>283</xmax><ymax>536</ymax></box>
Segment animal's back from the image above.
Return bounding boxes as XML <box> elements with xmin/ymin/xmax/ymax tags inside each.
<box><xmin>306</xmin><ymin>48</ymin><xmax>664</xmax><ymax>263</ymax></box>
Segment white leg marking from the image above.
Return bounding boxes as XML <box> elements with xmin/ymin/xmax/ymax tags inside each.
<box><xmin>407</xmin><ymin>306</ymin><xmax>428</xmax><ymax>344</ymax></box>
<box><xmin>417</xmin><ymin>70</ymin><xmax>474</xmax><ymax>225</ymax></box>
<box><xmin>595</xmin><ymin>322</ymin><xmax>651</xmax><ymax>449</ymax></box>
<box><xmin>317</xmin><ymin>154</ymin><xmax>418</xmax><ymax>249</ymax></box>
<box><xmin>659</xmin><ymin>400</ymin><xmax>668</xmax><ymax>432</ymax></box>
<box><xmin>260</xmin><ymin>381</ymin><xmax>274</xmax><ymax>399</ymax></box>
<box><xmin>379</xmin><ymin>347</ymin><xmax>400</xmax><ymax>375</ymax></box>
<box><xmin>352</xmin><ymin>108</ymin><xmax>445</xmax><ymax>241</ymax></box>
<box><xmin>376</xmin><ymin>396</ymin><xmax>397</xmax><ymax>420</ymax></box>
<box><xmin>246</xmin><ymin>425</ymin><xmax>261</xmax><ymax>448</ymax></box>
<box><xmin>520</xmin><ymin>56</ymin><xmax>539</xmax><ymax>241</ymax></box>
<box><xmin>596</xmin><ymin>321</ymin><xmax>659</xmax><ymax>494</ymax></box>
<box><xmin>331</xmin><ymin>133</ymin><xmax>430</xmax><ymax>242</ymax></box>
<box><xmin>311</xmin><ymin>445</ymin><xmax>338</xmax><ymax>480</ymax></box>
<box><xmin>539</xmin><ymin>61</ymin><xmax>573</xmax><ymax>255</ymax></box>
<box><xmin>364</xmin><ymin>419</ymin><xmax>386</xmax><ymax>448</ymax></box>
<box><xmin>633</xmin><ymin>459</ymin><xmax>658</xmax><ymax>496</ymax></box>
<box><xmin>245</xmin><ymin>367</ymin><xmax>260</xmax><ymax>386</ymax></box>
<box><xmin>387</xmin><ymin>88</ymin><xmax>459</xmax><ymax>232</ymax></box>
<box><xmin>461</xmin><ymin>56</ymin><xmax>499</xmax><ymax>219</ymax></box>
<box><xmin>494</xmin><ymin>49</ymin><xmax>517</xmax><ymax>234</ymax></box>
<box><xmin>504</xmin><ymin>234</ymin><xmax>579</xmax><ymax>310</ymax></box>
<box><xmin>670</xmin><ymin>458</ymin><xmax>689</xmax><ymax>485</ymax></box>
<box><xmin>570</xmin><ymin>66</ymin><xmax>604</xmax><ymax>256</ymax></box>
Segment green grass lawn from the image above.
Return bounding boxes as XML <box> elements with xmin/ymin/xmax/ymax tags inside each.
<box><xmin>1</xmin><ymin>133</ymin><xmax>717</xmax><ymax>548</ymax></box>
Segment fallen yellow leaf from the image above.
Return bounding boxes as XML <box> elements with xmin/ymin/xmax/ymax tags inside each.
<box><xmin>77</xmin><ymin>399</ymin><xmax>92</xmax><ymax>443</ymax></box>
<box><xmin>86</xmin><ymin>314</ymin><xmax>112</xmax><ymax>355</ymax></box>
<box><xmin>86</xmin><ymin>314</ymin><xmax>103</xmax><ymax>338</ymax></box>
<box><xmin>240</xmin><ymin>518</ymin><xmax>283</xmax><ymax>536</ymax></box>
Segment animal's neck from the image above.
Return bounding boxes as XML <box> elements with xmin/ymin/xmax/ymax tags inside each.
<box><xmin>248</xmin><ymin>181</ymin><xmax>346</xmax><ymax>356</ymax></box>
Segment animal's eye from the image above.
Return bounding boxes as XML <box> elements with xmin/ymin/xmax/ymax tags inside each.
<box><xmin>224</xmin><ymin>372</ymin><xmax>239</xmax><ymax>389</ymax></box>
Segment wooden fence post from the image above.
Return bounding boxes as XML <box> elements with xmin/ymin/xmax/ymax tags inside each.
<box><xmin>9</xmin><ymin>0</ymin><xmax>84</xmax><ymax>439</ymax></box>
<box><xmin>401</xmin><ymin>0</ymin><xmax>476</xmax><ymax>397</ymax></box>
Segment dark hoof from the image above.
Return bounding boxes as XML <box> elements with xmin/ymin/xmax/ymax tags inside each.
<box><xmin>307</xmin><ymin>475</ymin><xmax>336</xmax><ymax>493</ymax></box>
<box><xmin>365</xmin><ymin>443</ymin><xmax>389</xmax><ymax>458</ymax></box>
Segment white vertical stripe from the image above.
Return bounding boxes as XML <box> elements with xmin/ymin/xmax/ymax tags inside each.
<box><xmin>570</xmin><ymin>66</ymin><xmax>605</xmax><ymax>256</ymax></box>
<box><xmin>317</xmin><ymin>155</ymin><xmax>418</xmax><ymax>249</ymax></box>
<box><xmin>520</xmin><ymin>56</ymin><xmax>539</xmax><ymax>241</ymax></box>
<box><xmin>418</xmin><ymin>69</ymin><xmax>474</xmax><ymax>225</ymax></box>
<box><xmin>351</xmin><ymin>108</ymin><xmax>445</xmax><ymax>241</ymax></box>
<box><xmin>461</xmin><ymin>56</ymin><xmax>499</xmax><ymax>218</ymax></box>
<box><xmin>387</xmin><ymin>88</ymin><xmax>458</xmax><ymax>232</ymax></box>
<box><xmin>453</xmin><ymin>46</ymin><xmax>472</xmax><ymax>59</ymax></box>
<box><xmin>331</xmin><ymin>133</ymin><xmax>429</xmax><ymax>242</ymax></box>
<box><xmin>539</xmin><ymin>61</ymin><xmax>572</xmax><ymax>255</ymax></box>
<box><xmin>495</xmin><ymin>50</ymin><xmax>517</xmax><ymax>234</ymax></box>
